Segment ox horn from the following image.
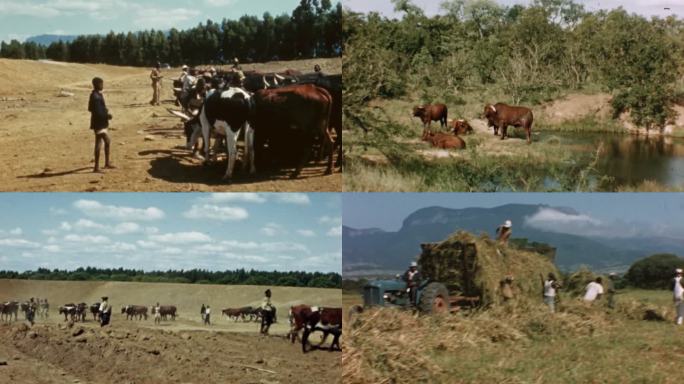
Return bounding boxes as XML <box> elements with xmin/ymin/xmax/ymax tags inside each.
<box><xmin>488</xmin><ymin>105</ymin><xmax>497</xmax><ymax>113</ymax></box>
<box><xmin>262</xmin><ymin>76</ymin><xmax>271</xmax><ymax>89</ymax></box>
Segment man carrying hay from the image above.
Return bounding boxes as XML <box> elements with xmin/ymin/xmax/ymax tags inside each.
<box><xmin>542</xmin><ymin>273</ymin><xmax>561</xmax><ymax>313</ymax></box>
<box><xmin>674</xmin><ymin>269</ymin><xmax>684</xmax><ymax>325</ymax></box>
<box><xmin>583</xmin><ymin>277</ymin><xmax>604</xmax><ymax>303</ymax></box>
<box><xmin>496</xmin><ymin>220</ymin><xmax>512</xmax><ymax>244</ymax></box>
<box><xmin>403</xmin><ymin>262</ymin><xmax>422</xmax><ymax>307</ymax></box>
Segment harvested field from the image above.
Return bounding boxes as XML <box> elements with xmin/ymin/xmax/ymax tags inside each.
<box><xmin>0</xmin><ymin>279</ymin><xmax>342</xmax><ymax>384</ymax></box>
<box><xmin>0</xmin><ymin>58</ymin><xmax>341</xmax><ymax>192</ymax></box>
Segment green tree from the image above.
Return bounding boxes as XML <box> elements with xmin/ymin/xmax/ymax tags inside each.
<box><xmin>626</xmin><ymin>253</ymin><xmax>684</xmax><ymax>289</ymax></box>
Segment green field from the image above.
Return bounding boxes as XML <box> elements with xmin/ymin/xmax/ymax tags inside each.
<box><xmin>344</xmin><ymin>289</ymin><xmax>684</xmax><ymax>384</ymax></box>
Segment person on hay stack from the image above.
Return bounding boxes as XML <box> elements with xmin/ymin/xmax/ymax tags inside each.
<box><xmin>402</xmin><ymin>261</ymin><xmax>422</xmax><ymax>307</ymax></box>
<box><xmin>496</xmin><ymin>220</ymin><xmax>512</xmax><ymax>245</ymax></box>
<box><xmin>583</xmin><ymin>277</ymin><xmax>604</xmax><ymax>304</ymax></box>
<box><xmin>674</xmin><ymin>269</ymin><xmax>684</xmax><ymax>325</ymax></box>
<box><xmin>500</xmin><ymin>274</ymin><xmax>515</xmax><ymax>303</ymax></box>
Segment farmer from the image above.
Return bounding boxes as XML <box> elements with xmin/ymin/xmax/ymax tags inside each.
<box><xmin>583</xmin><ymin>277</ymin><xmax>604</xmax><ymax>303</ymax></box>
<box><xmin>496</xmin><ymin>220</ymin><xmax>512</xmax><ymax>244</ymax></box>
<box><xmin>88</xmin><ymin>77</ymin><xmax>114</xmax><ymax>173</ymax></box>
<box><xmin>154</xmin><ymin>302</ymin><xmax>161</xmax><ymax>325</ymax></box>
<box><xmin>149</xmin><ymin>62</ymin><xmax>163</xmax><ymax>106</ymax></box>
<box><xmin>500</xmin><ymin>274</ymin><xmax>515</xmax><ymax>302</ymax></box>
<box><xmin>200</xmin><ymin>304</ymin><xmax>206</xmax><ymax>322</ymax></box>
<box><xmin>606</xmin><ymin>273</ymin><xmax>617</xmax><ymax>309</ymax></box>
<box><xmin>26</xmin><ymin>298</ymin><xmax>36</xmax><ymax>325</ymax></box>
<box><xmin>99</xmin><ymin>296</ymin><xmax>111</xmax><ymax>327</ymax></box>
<box><xmin>204</xmin><ymin>305</ymin><xmax>211</xmax><ymax>325</ymax></box>
<box><xmin>402</xmin><ymin>261</ymin><xmax>422</xmax><ymax>307</ymax></box>
<box><xmin>674</xmin><ymin>269</ymin><xmax>684</xmax><ymax>325</ymax></box>
<box><xmin>542</xmin><ymin>273</ymin><xmax>561</xmax><ymax>313</ymax></box>
<box><xmin>260</xmin><ymin>289</ymin><xmax>275</xmax><ymax>335</ymax></box>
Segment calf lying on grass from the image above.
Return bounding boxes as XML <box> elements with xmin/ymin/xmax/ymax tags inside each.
<box><xmin>422</xmin><ymin>131</ymin><xmax>466</xmax><ymax>150</ymax></box>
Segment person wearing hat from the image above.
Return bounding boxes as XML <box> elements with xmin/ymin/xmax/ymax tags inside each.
<box><xmin>149</xmin><ymin>62</ymin><xmax>163</xmax><ymax>106</ymax></box>
<box><xmin>180</xmin><ymin>67</ymin><xmax>197</xmax><ymax>111</ymax></box>
<box><xmin>260</xmin><ymin>289</ymin><xmax>275</xmax><ymax>334</ymax></box>
<box><xmin>402</xmin><ymin>261</ymin><xmax>422</xmax><ymax>307</ymax></box>
<box><xmin>674</xmin><ymin>269</ymin><xmax>684</xmax><ymax>325</ymax></box>
<box><xmin>99</xmin><ymin>296</ymin><xmax>111</xmax><ymax>327</ymax></box>
<box><xmin>496</xmin><ymin>220</ymin><xmax>512</xmax><ymax>244</ymax></box>
<box><xmin>541</xmin><ymin>272</ymin><xmax>561</xmax><ymax>313</ymax></box>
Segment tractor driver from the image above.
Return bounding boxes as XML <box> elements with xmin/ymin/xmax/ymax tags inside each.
<box><xmin>403</xmin><ymin>261</ymin><xmax>422</xmax><ymax>307</ymax></box>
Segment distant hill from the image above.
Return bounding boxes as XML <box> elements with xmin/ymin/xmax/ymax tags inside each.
<box><xmin>25</xmin><ymin>35</ymin><xmax>77</xmax><ymax>46</ymax></box>
<box><xmin>343</xmin><ymin>204</ymin><xmax>684</xmax><ymax>274</ymax></box>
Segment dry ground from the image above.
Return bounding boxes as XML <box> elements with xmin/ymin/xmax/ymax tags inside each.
<box><xmin>0</xmin><ymin>58</ymin><xmax>342</xmax><ymax>192</ymax></box>
<box><xmin>0</xmin><ymin>279</ymin><xmax>342</xmax><ymax>384</ymax></box>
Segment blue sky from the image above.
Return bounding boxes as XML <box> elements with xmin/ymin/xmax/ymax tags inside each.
<box><xmin>343</xmin><ymin>0</ymin><xmax>684</xmax><ymax>18</ymax></box>
<box><xmin>343</xmin><ymin>193</ymin><xmax>684</xmax><ymax>238</ymax></box>
<box><xmin>0</xmin><ymin>193</ymin><xmax>341</xmax><ymax>273</ymax></box>
<box><xmin>0</xmin><ymin>0</ymin><xmax>307</xmax><ymax>44</ymax></box>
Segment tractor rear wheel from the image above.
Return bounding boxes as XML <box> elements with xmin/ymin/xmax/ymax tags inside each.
<box><xmin>418</xmin><ymin>282</ymin><xmax>450</xmax><ymax>314</ymax></box>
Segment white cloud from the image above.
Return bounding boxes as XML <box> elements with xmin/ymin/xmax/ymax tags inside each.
<box><xmin>277</xmin><ymin>193</ymin><xmax>311</xmax><ymax>205</ymax></box>
<box><xmin>74</xmin><ymin>219</ymin><xmax>106</xmax><ymax>231</ymax></box>
<box><xmin>0</xmin><ymin>3</ymin><xmax>61</xmax><ymax>18</ymax></box>
<box><xmin>0</xmin><ymin>238</ymin><xmax>40</xmax><ymax>248</ymax></box>
<box><xmin>43</xmin><ymin>245</ymin><xmax>61</xmax><ymax>253</ymax></box>
<box><xmin>183</xmin><ymin>204</ymin><xmax>248</xmax><ymax>221</ymax></box>
<box><xmin>221</xmin><ymin>240</ymin><xmax>309</xmax><ymax>253</ymax></box>
<box><xmin>9</xmin><ymin>228</ymin><xmax>22</xmax><ymax>236</ymax></box>
<box><xmin>222</xmin><ymin>253</ymin><xmax>268</xmax><ymax>263</ymax></box>
<box><xmin>150</xmin><ymin>231</ymin><xmax>211</xmax><ymax>244</ymax></box>
<box><xmin>204</xmin><ymin>193</ymin><xmax>266</xmax><ymax>203</ymax></box>
<box><xmin>49</xmin><ymin>207</ymin><xmax>68</xmax><ymax>216</ymax></box>
<box><xmin>113</xmin><ymin>222</ymin><xmax>141</xmax><ymax>234</ymax></box>
<box><xmin>524</xmin><ymin>207</ymin><xmax>634</xmax><ymax>238</ymax></box>
<box><xmin>60</xmin><ymin>222</ymin><xmax>72</xmax><ymax>231</ymax></box>
<box><xmin>297</xmin><ymin>229</ymin><xmax>316</xmax><ymax>237</ymax></box>
<box><xmin>136</xmin><ymin>240</ymin><xmax>158</xmax><ymax>249</ymax></box>
<box><xmin>41</xmin><ymin>229</ymin><xmax>58</xmax><ymax>236</ymax></box>
<box><xmin>319</xmin><ymin>216</ymin><xmax>342</xmax><ymax>225</ymax></box>
<box><xmin>204</xmin><ymin>0</ymin><xmax>237</xmax><ymax>6</ymax></box>
<box><xmin>64</xmin><ymin>234</ymin><xmax>110</xmax><ymax>244</ymax></box>
<box><xmin>160</xmin><ymin>247</ymin><xmax>183</xmax><ymax>255</ymax></box>
<box><xmin>73</xmin><ymin>200</ymin><xmax>165</xmax><ymax>221</ymax></box>
<box><xmin>134</xmin><ymin>7</ymin><xmax>201</xmax><ymax>29</ymax></box>
<box><xmin>327</xmin><ymin>226</ymin><xmax>342</xmax><ymax>237</ymax></box>
<box><xmin>260</xmin><ymin>222</ymin><xmax>285</xmax><ymax>237</ymax></box>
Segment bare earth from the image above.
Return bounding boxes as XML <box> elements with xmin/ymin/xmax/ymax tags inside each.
<box><xmin>0</xmin><ymin>280</ymin><xmax>342</xmax><ymax>384</ymax></box>
<box><xmin>0</xmin><ymin>58</ymin><xmax>342</xmax><ymax>192</ymax></box>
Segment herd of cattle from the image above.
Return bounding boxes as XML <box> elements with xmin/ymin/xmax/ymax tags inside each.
<box><xmin>1</xmin><ymin>300</ymin><xmax>342</xmax><ymax>353</ymax></box>
<box><xmin>167</xmin><ymin>67</ymin><xmax>342</xmax><ymax>180</ymax></box>
<box><xmin>0</xmin><ymin>300</ymin><xmax>50</xmax><ymax>322</ymax></box>
<box><xmin>412</xmin><ymin>102</ymin><xmax>534</xmax><ymax>149</ymax></box>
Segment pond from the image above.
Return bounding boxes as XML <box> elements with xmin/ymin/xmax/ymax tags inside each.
<box><xmin>549</xmin><ymin>132</ymin><xmax>684</xmax><ymax>188</ymax></box>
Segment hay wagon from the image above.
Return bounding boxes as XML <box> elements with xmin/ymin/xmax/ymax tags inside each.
<box><xmin>361</xmin><ymin>231</ymin><xmax>558</xmax><ymax>314</ymax></box>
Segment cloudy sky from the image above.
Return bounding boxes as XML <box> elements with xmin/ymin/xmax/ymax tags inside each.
<box><xmin>0</xmin><ymin>193</ymin><xmax>341</xmax><ymax>273</ymax></box>
<box><xmin>343</xmin><ymin>0</ymin><xmax>684</xmax><ymax>18</ymax></box>
<box><xmin>0</xmin><ymin>0</ymin><xmax>306</xmax><ymax>44</ymax></box>
<box><xmin>343</xmin><ymin>193</ymin><xmax>684</xmax><ymax>239</ymax></box>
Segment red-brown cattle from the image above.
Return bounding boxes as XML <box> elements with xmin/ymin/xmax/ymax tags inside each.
<box><xmin>451</xmin><ymin>119</ymin><xmax>473</xmax><ymax>135</ymax></box>
<box><xmin>422</xmin><ymin>131</ymin><xmax>466</xmax><ymax>150</ymax></box>
<box><xmin>483</xmin><ymin>103</ymin><xmax>534</xmax><ymax>144</ymax></box>
<box><xmin>413</xmin><ymin>103</ymin><xmax>448</xmax><ymax>135</ymax></box>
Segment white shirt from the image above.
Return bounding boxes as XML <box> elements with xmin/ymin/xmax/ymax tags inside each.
<box><xmin>205</xmin><ymin>308</ymin><xmax>211</xmax><ymax>315</ymax></box>
<box><xmin>99</xmin><ymin>301</ymin><xmax>110</xmax><ymax>313</ymax></box>
<box><xmin>182</xmin><ymin>75</ymin><xmax>196</xmax><ymax>91</ymax></box>
<box><xmin>544</xmin><ymin>280</ymin><xmax>556</xmax><ymax>297</ymax></box>
<box><xmin>583</xmin><ymin>282</ymin><xmax>604</xmax><ymax>302</ymax></box>
<box><xmin>674</xmin><ymin>277</ymin><xmax>684</xmax><ymax>300</ymax></box>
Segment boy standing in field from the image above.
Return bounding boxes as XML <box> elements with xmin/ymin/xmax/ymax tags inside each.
<box><xmin>88</xmin><ymin>77</ymin><xmax>114</xmax><ymax>173</ymax></box>
<box><xmin>154</xmin><ymin>302</ymin><xmax>161</xmax><ymax>325</ymax></box>
<box><xmin>674</xmin><ymin>269</ymin><xmax>684</xmax><ymax>325</ymax></box>
<box><xmin>150</xmin><ymin>62</ymin><xmax>163</xmax><ymax>106</ymax></box>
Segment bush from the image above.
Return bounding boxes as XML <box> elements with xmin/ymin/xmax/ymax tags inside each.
<box><xmin>626</xmin><ymin>253</ymin><xmax>684</xmax><ymax>289</ymax></box>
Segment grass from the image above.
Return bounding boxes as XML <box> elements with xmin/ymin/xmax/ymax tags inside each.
<box><xmin>344</xmin><ymin>288</ymin><xmax>684</xmax><ymax>384</ymax></box>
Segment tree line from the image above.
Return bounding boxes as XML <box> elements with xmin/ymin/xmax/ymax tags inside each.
<box><xmin>0</xmin><ymin>267</ymin><xmax>341</xmax><ymax>289</ymax></box>
<box><xmin>0</xmin><ymin>0</ymin><xmax>341</xmax><ymax>66</ymax></box>
<box><xmin>344</xmin><ymin>0</ymin><xmax>684</xmax><ymax>129</ymax></box>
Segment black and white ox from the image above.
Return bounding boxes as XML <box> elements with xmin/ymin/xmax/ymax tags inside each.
<box><xmin>183</xmin><ymin>87</ymin><xmax>255</xmax><ymax>180</ymax></box>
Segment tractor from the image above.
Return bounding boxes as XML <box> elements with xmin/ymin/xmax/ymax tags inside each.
<box><xmin>362</xmin><ymin>277</ymin><xmax>451</xmax><ymax>314</ymax></box>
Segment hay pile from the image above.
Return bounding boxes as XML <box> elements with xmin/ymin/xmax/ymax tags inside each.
<box><xmin>418</xmin><ymin>231</ymin><xmax>559</xmax><ymax>305</ymax></box>
<box><xmin>343</xmin><ymin>302</ymin><xmax>616</xmax><ymax>384</ymax></box>
<box><xmin>564</xmin><ymin>266</ymin><xmax>609</xmax><ymax>297</ymax></box>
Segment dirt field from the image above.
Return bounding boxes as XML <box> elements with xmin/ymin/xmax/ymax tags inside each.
<box><xmin>0</xmin><ymin>279</ymin><xmax>342</xmax><ymax>384</ymax></box>
<box><xmin>0</xmin><ymin>58</ymin><xmax>341</xmax><ymax>192</ymax></box>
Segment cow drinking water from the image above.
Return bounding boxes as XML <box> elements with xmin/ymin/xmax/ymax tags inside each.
<box><xmin>483</xmin><ymin>103</ymin><xmax>534</xmax><ymax>144</ymax></box>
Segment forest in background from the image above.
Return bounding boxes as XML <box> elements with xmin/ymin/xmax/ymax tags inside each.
<box><xmin>0</xmin><ymin>267</ymin><xmax>341</xmax><ymax>288</ymax></box>
<box><xmin>344</xmin><ymin>0</ymin><xmax>684</xmax><ymax>129</ymax></box>
<box><xmin>0</xmin><ymin>0</ymin><xmax>341</xmax><ymax>66</ymax></box>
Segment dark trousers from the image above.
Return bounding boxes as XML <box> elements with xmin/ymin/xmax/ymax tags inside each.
<box><xmin>100</xmin><ymin>311</ymin><xmax>111</xmax><ymax>327</ymax></box>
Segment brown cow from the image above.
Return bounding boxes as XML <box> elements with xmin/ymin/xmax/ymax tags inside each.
<box><xmin>483</xmin><ymin>103</ymin><xmax>533</xmax><ymax>144</ymax></box>
<box><xmin>288</xmin><ymin>304</ymin><xmax>311</xmax><ymax>343</ymax></box>
<box><xmin>252</xmin><ymin>84</ymin><xmax>334</xmax><ymax>178</ymax></box>
<box><xmin>413</xmin><ymin>103</ymin><xmax>448</xmax><ymax>136</ymax></box>
<box><xmin>452</xmin><ymin>119</ymin><xmax>473</xmax><ymax>135</ymax></box>
<box><xmin>122</xmin><ymin>305</ymin><xmax>148</xmax><ymax>320</ymax></box>
<box><xmin>300</xmin><ymin>306</ymin><xmax>342</xmax><ymax>353</ymax></box>
<box><xmin>422</xmin><ymin>131</ymin><xmax>466</xmax><ymax>150</ymax></box>
<box><xmin>158</xmin><ymin>305</ymin><xmax>177</xmax><ymax>320</ymax></box>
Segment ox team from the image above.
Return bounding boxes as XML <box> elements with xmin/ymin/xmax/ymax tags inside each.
<box><xmin>2</xmin><ymin>289</ymin><xmax>342</xmax><ymax>352</ymax></box>
<box><xmin>88</xmin><ymin>58</ymin><xmax>342</xmax><ymax>181</ymax></box>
